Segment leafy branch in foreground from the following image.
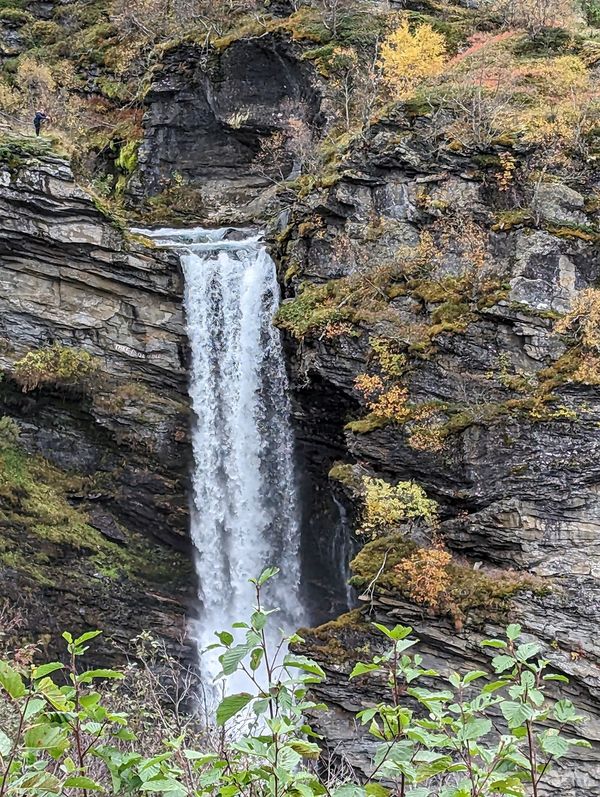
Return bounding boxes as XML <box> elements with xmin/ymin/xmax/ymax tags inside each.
<box><xmin>0</xmin><ymin>569</ymin><xmax>591</xmax><ymax>796</ymax></box>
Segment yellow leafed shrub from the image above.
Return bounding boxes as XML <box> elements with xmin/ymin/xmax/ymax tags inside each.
<box><xmin>360</xmin><ymin>476</ymin><xmax>438</xmax><ymax>538</ymax></box>
<box><xmin>555</xmin><ymin>288</ymin><xmax>600</xmax><ymax>350</ymax></box>
<box><xmin>379</xmin><ymin>21</ymin><xmax>446</xmax><ymax>100</ymax></box>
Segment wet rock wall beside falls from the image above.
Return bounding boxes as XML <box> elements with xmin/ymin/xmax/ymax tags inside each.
<box><xmin>0</xmin><ymin>155</ymin><xmax>194</xmax><ymax>660</ymax></box>
<box><xmin>273</xmin><ymin>111</ymin><xmax>600</xmax><ymax>793</ymax></box>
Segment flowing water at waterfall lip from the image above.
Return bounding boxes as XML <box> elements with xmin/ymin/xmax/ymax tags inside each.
<box><xmin>134</xmin><ymin>226</ymin><xmax>304</xmax><ymax>702</ymax></box>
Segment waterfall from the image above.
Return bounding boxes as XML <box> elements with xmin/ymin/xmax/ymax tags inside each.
<box><xmin>137</xmin><ymin>227</ymin><xmax>303</xmax><ymax>684</ymax></box>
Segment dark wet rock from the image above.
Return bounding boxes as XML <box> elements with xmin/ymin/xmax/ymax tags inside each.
<box><xmin>87</xmin><ymin>509</ymin><xmax>128</xmax><ymax>545</ymax></box>
<box><xmin>133</xmin><ymin>33</ymin><xmax>322</xmax><ymax>221</ymax></box>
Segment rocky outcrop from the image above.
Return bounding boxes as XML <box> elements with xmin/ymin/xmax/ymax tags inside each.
<box><xmin>133</xmin><ymin>33</ymin><xmax>321</xmax><ymax>222</ymax></box>
<box><xmin>0</xmin><ymin>151</ymin><xmax>194</xmax><ymax>660</ymax></box>
<box><xmin>276</xmin><ymin>107</ymin><xmax>600</xmax><ymax>794</ymax></box>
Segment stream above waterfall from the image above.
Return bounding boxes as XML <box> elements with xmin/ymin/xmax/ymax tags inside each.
<box><xmin>135</xmin><ymin>226</ymin><xmax>305</xmax><ymax>686</ymax></box>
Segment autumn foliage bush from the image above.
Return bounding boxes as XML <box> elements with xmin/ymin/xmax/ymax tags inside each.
<box><xmin>395</xmin><ymin>542</ymin><xmax>452</xmax><ymax>608</ymax></box>
<box><xmin>379</xmin><ymin>20</ymin><xmax>446</xmax><ymax>100</ymax></box>
<box><xmin>555</xmin><ymin>288</ymin><xmax>600</xmax><ymax>349</ymax></box>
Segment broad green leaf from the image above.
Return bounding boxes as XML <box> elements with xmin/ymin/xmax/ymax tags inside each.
<box><xmin>0</xmin><ymin>660</ymin><xmax>26</xmax><ymax>699</ymax></box>
<box><xmin>23</xmin><ymin>697</ymin><xmax>46</xmax><ymax>719</ymax></box>
<box><xmin>365</xmin><ymin>784</ymin><xmax>389</xmax><ymax>797</ymax></box>
<box><xmin>372</xmin><ymin>623</ymin><xmax>412</xmax><ymax>641</ymax></box>
<box><xmin>13</xmin><ymin>771</ymin><xmax>61</xmax><ymax>793</ymax></box>
<box><xmin>0</xmin><ymin>729</ymin><xmax>11</xmax><ymax>756</ymax></box>
<box><xmin>216</xmin><ymin>692</ymin><xmax>253</xmax><ymax>726</ymax></box>
<box><xmin>216</xmin><ymin>631</ymin><xmax>234</xmax><ymax>646</ymax></box>
<box><xmin>553</xmin><ymin>699</ymin><xmax>582</xmax><ymax>723</ymax></box>
<box><xmin>276</xmin><ymin>745</ymin><xmax>302</xmax><ymax>769</ymax></box>
<box><xmin>74</xmin><ymin>630</ymin><xmax>102</xmax><ymax>646</ymax></box>
<box><xmin>506</xmin><ymin>624</ymin><xmax>522</xmax><ymax>641</ymax></box>
<box><xmin>459</xmin><ymin>718</ymin><xmax>492</xmax><ymax>741</ymax></box>
<box><xmin>543</xmin><ymin>674</ymin><xmax>569</xmax><ymax>683</ymax></box>
<box><xmin>220</xmin><ymin>645</ymin><xmax>250</xmax><ymax>675</ymax></box>
<box><xmin>35</xmin><ymin>676</ymin><xmax>70</xmax><ymax>710</ymax></box>
<box><xmin>253</xmin><ymin>697</ymin><xmax>270</xmax><ymax>715</ymax></box>
<box><xmin>350</xmin><ymin>662</ymin><xmax>378</xmax><ymax>678</ymax></box>
<box><xmin>32</xmin><ymin>662</ymin><xmax>64</xmax><ymax>680</ymax></box>
<box><xmin>23</xmin><ymin>723</ymin><xmax>69</xmax><ymax>757</ymax></box>
<box><xmin>481</xmin><ymin>639</ymin><xmax>507</xmax><ymax>649</ymax></box>
<box><xmin>492</xmin><ymin>654</ymin><xmax>516</xmax><ymax>673</ymax></box>
<box><xmin>79</xmin><ymin>692</ymin><xmax>102</xmax><ymax>709</ymax></box>
<box><xmin>539</xmin><ymin>731</ymin><xmax>570</xmax><ymax>759</ymax></box>
<box><xmin>64</xmin><ymin>775</ymin><xmax>104</xmax><ymax>790</ymax></box>
<box><xmin>79</xmin><ymin>668</ymin><xmax>125</xmax><ymax>683</ymax></box>
<box><xmin>288</xmin><ymin>740</ymin><xmax>321</xmax><ymax>760</ymax></box>
<box><xmin>257</xmin><ymin>566</ymin><xmax>279</xmax><ymax>586</ymax></box>
<box><xmin>515</xmin><ymin>642</ymin><xmax>540</xmax><ymax>662</ymax></box>
<box><xmin>482</xmin><ymin>679</ymin><xmax>510</xmax><ymax>694</ymax></box>
<box><xmin>251</xmin><ymin>611</ymin><xmax>267</xmax><ymax>631</ymax></box>
<box><xmin>463</xmin><ymin>670</ymin><xmax>487</xmax><ymax>685</ymax></box>
<box><xmin>501</xmin><ymin>701</ymin><xmax>534</xmax><ymax>728</ymax></box>
<box><xmin>283</xmin><ymin>654</ymin><xmax>326</xmax><ymax>679</ymax></box>
<box><xmin>250</xmin><ymin>647</ymin><xmax>263</xmax><ymax>672</ymax></box>
<box><xmin>139</xmin><ymin>776</ymin><xmax>185</xmax><ymax>792</ymax></box>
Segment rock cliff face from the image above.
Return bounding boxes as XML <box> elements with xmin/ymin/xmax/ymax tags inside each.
<box><xmin>275</xmin><ymin>109</ymin><xmax>600</xmax><ymax>793</ymax></box>
<box><xmin>2</xmin><ymin>6</ymin><xmax>600</xmax><ymax>791</ymax></box>
<box><xmin>0</xmin><ymin>151</ymin><xmax>194</xmax><ymax>661</ymax></box>
<box><xmin>134</xmin><ymin>33</ymin><xmax>321</xmax><ymax>222</ymax></box>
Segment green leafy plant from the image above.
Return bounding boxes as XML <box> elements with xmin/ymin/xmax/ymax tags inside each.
<box><xmin>350</xmin><ymin>622</ymin><xmax>590</xmax><ymax>797</ymax></box>
<box><xmin>0</xmin><ymin>571</ymin><xmax>590</xmax><ymax>796</ymax></box>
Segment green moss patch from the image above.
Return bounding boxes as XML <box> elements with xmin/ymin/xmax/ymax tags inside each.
<box><xmin>0</xmin><ymin>445</ymin><xmax>190</xmax><ymax>589</ymax></box>
<box><xmin>296</xmin><ymin>609</ymin><xmax>372</xmax><ymax>664</ymax></box>
<box><xmin>0</xmin><ymin>134</ymin><xmax>57</xmax><ymax>171</ymax></box>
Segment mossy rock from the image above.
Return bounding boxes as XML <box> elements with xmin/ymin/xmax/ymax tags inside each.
<box><xmin>350</xmin><ymin>534</ymin><xmax>549</xmax><ymax>626</ymax></box>
<box><xmin>345</xmin><ymin>414</ymin><xmax>391</xmax><ymax>435</ymax></box>
<box><xmin>0</xmin><ymin>135</ymin><xmax>56</xmax><ymax>171</ymax></box>
<box><xmin>0</xmin><ymin>444</ymin><xmax>191</xmax><ymax>589</ymax></box>
<box><xmin>296</xmin><ymin>609</ymin><xmax>372</xmax><ymax>665</ymax></box>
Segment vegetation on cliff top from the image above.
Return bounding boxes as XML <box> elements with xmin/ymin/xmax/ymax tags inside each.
<box><xmin>350</xmin><ymin>533</ymin><xmax>548</xmax><ymax>628</ymax></box>
<box><xmin>0</xmin><ymin>0</ymin><xmax>598</xmax><ymax>211</ymax></box>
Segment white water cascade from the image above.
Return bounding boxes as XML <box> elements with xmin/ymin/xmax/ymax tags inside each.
<box><xmin>138</xmin><ymin>227</ymin><xmax>304</xmax><ymax>685</ymax></box>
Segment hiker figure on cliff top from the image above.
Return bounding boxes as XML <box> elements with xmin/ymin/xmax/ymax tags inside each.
<box><xmin>33</xmin><ymin>109</ymin><xmax>49</xmax><ymax>137</ymax></box>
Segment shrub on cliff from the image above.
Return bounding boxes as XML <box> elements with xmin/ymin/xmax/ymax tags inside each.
<box><xmin>12</xmin><ymin>344</ymin><xmax>100</xmax><ymax>393</ymax></box>
<box><xmin>359</xmin><ymin>475</ymin><xmax>438</xmax><ymax>538</ymax></box>
<box><xmin>379</xmin><ymin>20</ymin><xmax>446</xmax><ymax>100</ymax></box>
<box><xmin>0</xmin><ymin>417</ymin><xmax>19</xmax><ymax>450</ymax></box>
<box><xmin>484</xmin><ymin>0</ymin><xmax>580</xmax><ymax>34</ymax></box>
<box><xmin>0</xmin><ymin>569</ymin><xmax>590</xmax><ymax>796</ymax></box>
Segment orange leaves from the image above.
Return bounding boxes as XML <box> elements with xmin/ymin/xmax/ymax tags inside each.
<box><xmin>556</xmin><ymin>288</ymin><xmax>600</xmax><ymax>351</ymax></box>
<box><xmin>395</xmin><ymin>543</ymin><xmax>452</xmax><ymax>609</ymax></box>
<box><xmin>354</xmin><ymin>374</ymin><xmax>410</xmax><ymax>423</ymax></box>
